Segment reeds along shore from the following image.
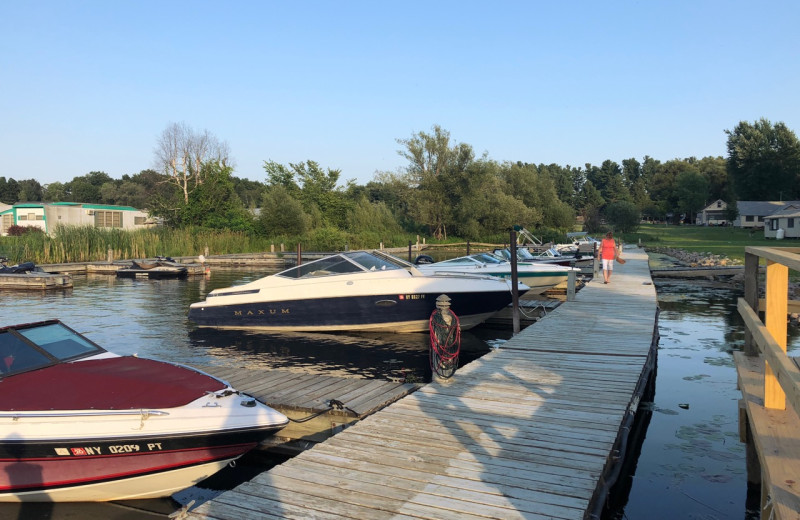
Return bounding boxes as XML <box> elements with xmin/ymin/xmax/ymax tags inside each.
<box><xmin>0</xmin><ymin>227</ymin><xmax>277</xmax><ymax>264</ymax></box>
<box><xmin>0</xmin><ymin>226</ymin><xmax>433</xmax><ymax>265</ymax></box>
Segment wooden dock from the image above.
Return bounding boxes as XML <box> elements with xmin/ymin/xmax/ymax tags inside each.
<box><xmin>184</xmin><ymin>247</ymin><xmax>659</xmax><ymax>520</ymax></box>
<box><xmin>199</xmin><ymin>367</ymin><xmax>422</xmax><ymax>451</ymax></box>
<box><xmin>0</xmin><ymin>271</ymin><xmax>72</xmax><ymax>290</ymax></box>
<box><xmin>736</xmin><ymin>246</ymin><xmax>800</xmax><ymax>520</ymax></box>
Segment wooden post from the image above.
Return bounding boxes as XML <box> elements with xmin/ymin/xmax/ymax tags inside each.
<box><xmin>764</xmin><ymin>260</ymin><xmax>788</xmax><ymax>410</ymax></box>
<box><xmin>408</xmin><ymin>241</ymin><xmax>412</xmax><ymax>262</ymax></box>
<box><xmin>107</xmin><ymin>248</ymin><xmax>113</xmax><ymax>264</ymax></box>
<box><xmin>204</xmin><ymin>246</ymin><xmax>209</xmax><ymax>257</ymax></box>
<box><xmin>270</xmin><ymin>243</ymin><xmax>275</xmax><ymax>253</ymax></box>
<box><xmin>743</xmin><ymin>251</ymin><xmax>759</xmax><ymax>356</ymax></box>
<box><xmin>280</xmin><ymin>243</ymin><xmax>285</xmax><ymax>252</ymax></box>
<box><xmin>296</xmin><ymin>243</ymin><xmax>302</xmax><ymax>266</ymax></box>
<box><xmin>466</xmin><ymin>241</ymin><xmax>470</xmax><ymax>255</ymax></box>
<box><xmin>510</xmin><ymin>230</ymin><xmax>520</xmax><ymax>335</ymax></box>
<box><xmin>416</xmin><ymin>235</ymin><xmax>420</xmax><ymax>251</ymax></box>
<box><xmin>567</xmin><ymin>269</ymin><xmax>576</xmax><ymax>301</ymax></box>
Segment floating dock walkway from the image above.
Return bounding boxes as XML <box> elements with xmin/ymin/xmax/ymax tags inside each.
<box><xmin>185</xmin><ymin>247</ymin><xmax>658</xmax><ymax>519</ymax></box>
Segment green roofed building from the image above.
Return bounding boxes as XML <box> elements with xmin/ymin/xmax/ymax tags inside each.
<box><xmin>0</xmin><ymin>202</ymin><xmax>154</xmax><ymax>236</ymax></box>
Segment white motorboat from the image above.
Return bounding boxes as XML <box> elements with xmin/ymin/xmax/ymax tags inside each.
<box><xmin>416</xmin><ymin>252</ymin><xmax>577</xmax><ymax>294</ymax></box>
<box><xmin>188</xmin><ymin>250</ymin><xmax>528</xmax><ymax>333</ymax></box>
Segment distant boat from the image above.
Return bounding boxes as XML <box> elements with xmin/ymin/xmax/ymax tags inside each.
<box><xmin>415</xmin><ymin>252</ymin><xmax>577</xmax><ymax>294</ymax></box>
<box><xmin>493</xmin><ymin>246</ymin><xmax>594</xmax><ymax>268</ymax></box>
<box><xmin>0</xmin><ymin>319</ymin><xmax>288</xmax><ymax>502</ymax></box>
<box><xmin>116</xmin><ymin>257</ymin><xmax>189</xmax><ymax>279</ymax></box>
<box><xmin>188</xmin><ymin>250</ymin><xmax>528</xmax><ymax>333</ymax></box>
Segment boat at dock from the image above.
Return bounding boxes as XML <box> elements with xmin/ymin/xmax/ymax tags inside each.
<box><xmin>115</xmin><ymin>257</ymin><xmax>190</xmax><ymax>279</ymax></box>
<box><xmin>415</xmin><ymin>252</ymin><xmax>576</xmax><ymax>294</ymax></box>
<box><xmin>188</xmin><ymin>250</ymin><xmax>528</xmax><ymax>333</ymax></box>
<box><xmin>0</xmin><ymin>320</ymin><xmax>288</xmax><ymax>502</ymax></box>
<box><xmin>493</xmin><ymin>246</ymin><xmax>594</xmax><ymax>268</ymax></box>
<box><xmin>0</xmin><ymin>257</ymin><xmax>72</xmax><ymax>290</ymax></box>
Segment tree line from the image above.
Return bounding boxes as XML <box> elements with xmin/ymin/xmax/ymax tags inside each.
<box><xmin>2</xmin><ymin>118</ymin><xmax>798</xmax><ymax>241</ymax></box>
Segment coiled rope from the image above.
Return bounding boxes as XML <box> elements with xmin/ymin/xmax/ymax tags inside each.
<box><xmin>429</xmin><ymin>308</ymin><xmax>461</xmax><ymax>379</ymax></box>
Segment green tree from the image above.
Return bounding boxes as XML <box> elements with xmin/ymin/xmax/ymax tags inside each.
<box><xmin>396</xmin><ymin>125</ymin><xmax>474</xmax><ymax>239</ymax></box>
<box><xmin>675</xmin><ymin>170</ymin><xmax>709</xmax><ymax>224</ymax></box>
<box><xmin>726</xmin><ymin>118</ymin><xmax>800</xmax><ymax>200</ymax></box>
<box><xmin>258</xmin><ymin>184</ymin><xmax>310</xmax><ymax>236</ymax></box>
<box><xmin>0</xmin><ymin>177</ymin><xmax>20</xmax><ymax>204</ymax></box>
<box><xmin>604</xmin><ymin>201</ymin><xmax>640</xmax><ymax>233</ymax></box>
<box><xmin>347</xmin><ymin>196</ymin><xmax>403</xmax><ymax>235</ymax></box>
<box><xmin>17</xmin><ymin>179</ymin><xmax>43</xmax><ymax>202</ymax></box>
<box><xmin>43</xmin><ymin>182</ymin><xmax>67</xmax><ymax>202</ymax></box>
<box><xmin>180</xmin><ymin>162</ymin><xmax>252</xmax><ymax>231</ymax></box>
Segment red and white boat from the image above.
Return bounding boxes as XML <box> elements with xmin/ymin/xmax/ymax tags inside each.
<box><xmin>0</xmin><ymin>320</ymin><xmax>288</xmax><ymax>502</ymax></box>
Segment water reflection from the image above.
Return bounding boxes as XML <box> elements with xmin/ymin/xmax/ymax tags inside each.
<box><xmin>0</xmin><ymin>268</ymin><xmax>498</xmax><ymax>380</ymax></box>
<box><xmin>606</xmin><ymin>276</ymin><xmax>800</xmax><ymax>520</ymax></box>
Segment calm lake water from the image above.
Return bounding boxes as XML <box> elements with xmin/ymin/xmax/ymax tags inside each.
<box><xmin>0</xmin><ymin>262</ymin><xmax>797</xmax><ymax>519</ymax></box>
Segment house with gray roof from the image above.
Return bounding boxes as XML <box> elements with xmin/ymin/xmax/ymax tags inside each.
<box><xmin>763</xmin><ymin>204</ymin><xmax>800</xmax><ymax>239</ymax></box>
<box><xmin>732</xmin><ymin>201</ymin><xmax>800</xmax><ymax>229</ymax></box>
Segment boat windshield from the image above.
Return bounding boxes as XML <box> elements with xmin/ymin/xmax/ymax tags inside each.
<box><xmin>277</xmin><ymin>251</ymin><xmax>406</xmax><ymax>279</ymax></box>
<box><xmin>0</xmin><ymin>321</ymin><xmax>105</xmax><ymax>377</ymax></box>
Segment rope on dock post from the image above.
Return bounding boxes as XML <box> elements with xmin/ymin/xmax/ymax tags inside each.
<box><xmin>429</xmin><ymin>294</ymin><xmax>461</xmax><ymax>380</ymax></box>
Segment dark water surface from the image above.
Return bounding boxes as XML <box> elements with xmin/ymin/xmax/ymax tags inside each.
<box><xmin>1</xmin><ymin>265</ymin><xmax>798</xmax><ymax>519</ymax></box>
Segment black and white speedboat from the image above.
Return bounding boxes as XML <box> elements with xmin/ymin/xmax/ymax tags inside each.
<box><xmin>188</xmin><ymin>250</ymin><xmax>528</xmax><ymax>333</ymax></box>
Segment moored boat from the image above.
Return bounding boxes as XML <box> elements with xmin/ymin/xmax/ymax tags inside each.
<box><xmin>116</xmin><ymin>257</ymin><xmax>189</xmax><ymax>279</ymax></box>
<box><xmin>416</xmin><ymin>252</ymin><xmax>577</xmax><ymax>294</ymax></box>
<box><xmin>188</xmin><ymin>250</ymin><xmax>527</xmax><ymax>333</ymax></box>
<box><xmin>0</xmin><ymin>320</ymin><xmax>288</xmax><ymax>502</ymax></box>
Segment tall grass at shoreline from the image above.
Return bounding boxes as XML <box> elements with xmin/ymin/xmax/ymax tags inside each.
<box><xmin>0</xmin><ymin>226</ymin><xmax>435</xmax><ymax>264</ymax></box>
<box><xmin>0</xmin><ymin>226</ymin><xmax>280</xmax><ymax>264</ymax></box>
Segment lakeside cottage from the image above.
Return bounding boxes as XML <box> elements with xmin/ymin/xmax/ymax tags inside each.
<box><xmin>0</xmin><ymin>202</ymin><xmax>153</xmax><ymax>236</ymax></box>
<box><xmin>733</xmin><ymin>200</ymin><xmax>800</xmax><ymax>229</ymax></box>
<box><xmin>763</xmin><ymin>204</ymin><xmax>800</xmax><ymax>239</ymax></box>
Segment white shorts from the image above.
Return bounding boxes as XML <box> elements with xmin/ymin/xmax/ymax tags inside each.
<box><xmin>602</xmin><ymin>259</ymin><xmax>614</xmax><ymax>271</ymax></box>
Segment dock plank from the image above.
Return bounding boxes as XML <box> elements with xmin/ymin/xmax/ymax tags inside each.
<box><xmin>185</xmin><ymin>247</ymin><xmax>658</xmax><ymax>519</ymax></box>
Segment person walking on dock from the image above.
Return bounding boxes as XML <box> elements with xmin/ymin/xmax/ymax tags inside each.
<box><xmin>599</xmin><ymin>231</ymin><xmax>617</xmax><ymax>284</ymax></box>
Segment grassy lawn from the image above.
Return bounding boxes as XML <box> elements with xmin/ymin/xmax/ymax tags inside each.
<box><xmin>621</xmin><ymin>224</ymin><xmax>798</xmax><ymax>263</ymax></box>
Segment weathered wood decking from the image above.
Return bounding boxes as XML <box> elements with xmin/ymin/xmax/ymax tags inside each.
<box><xmin>185</xmin><ymin>248</ymin><xmax>658</xmax><ymax>519</ymax></box>
<box><xmin>200</xmin><ymin>367</ymin><xmax>422</xmax><ymax>449</ymax></box>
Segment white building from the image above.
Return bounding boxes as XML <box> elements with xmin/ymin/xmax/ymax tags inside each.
<box><xmin>0</xmin><ymin>202</ymin><xmax>153</xmax><ymax>236</ymax></box>
<box><xmin>763</xmin><ymin>204</ymin><xmax>800</xmax><ymax>239</ymax></box>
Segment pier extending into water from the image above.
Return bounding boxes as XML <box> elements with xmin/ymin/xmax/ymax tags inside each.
<box><xmin>736</xmin><ymin>246</ymin><xmax>800</xmax><ymax>520</ymax></box>
<box><xmin>184</xmin><ymin>246</ymin><xmax>658</xmax><ymax>519</ymax></box>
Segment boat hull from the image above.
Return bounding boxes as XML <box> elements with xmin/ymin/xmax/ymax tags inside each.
<box><xmin>0</xmin><ymin>426</ymin><xmax>282</xmax><ymax>502</ymax></box>
<box><xmin>188</xmin><ymin>291</ymin><xmax>516</xmax><ymax>332</ymax></box>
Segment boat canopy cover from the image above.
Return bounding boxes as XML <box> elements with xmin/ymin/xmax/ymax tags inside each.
<box><xmin>276</xmin><ymin>251</ymin><xmax>411</xmax><ymax>279</ymax></box>
<box><xmin>436</xmin><ymin>253</ymin><xmax>506</xmax><ymax>266</ymax></box>
<box><xmin>0</xmin><ymin>321</ymin><xmax>226</xmax><ymax>410</ymax></box>
<box><xmin>0</xmin><ymin>356</ymin><xmax>226</xmax><ymax>411</ymax></box>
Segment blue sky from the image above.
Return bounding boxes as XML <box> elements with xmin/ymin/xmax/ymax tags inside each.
<box><xmin>2</xmin><ymin>1</ymin><xmax>798</xmax><ymax>187</ymax></box>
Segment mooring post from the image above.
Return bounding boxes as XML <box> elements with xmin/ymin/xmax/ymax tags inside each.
<box><xmin>107</xmin><ymin>248</ymin><xmax>113</xmax><ymax>264</ymax></box>
<box><xmin>509</xmin><ymin>230</ymin><xmax>520</xmax><ymax>335</ymax></box>
<box><xmin>743</xmin><ymin>251</ymin><xmax>759</xmax><ymax>356</ymax></box>
<box><xmin>296</xmin><ymin>243</ymin><xmax>302</xmax><ymax>266</ymax></box>
<box><xmin>567</xmin><ymin>269</ymin><xmax>576</xmax><ymax>301</ymax></box>
<box><xmin>408</xmin><ymin>241</ymin><xmax>412</xmax><ymax>262</ymax></box>
<box><xmin>594</xmin><ymin>242</ymin><xmax>600</xmax><ymax>279</ymax></box>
